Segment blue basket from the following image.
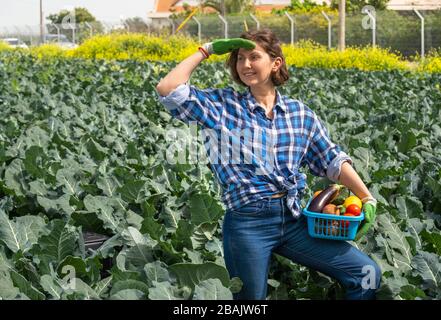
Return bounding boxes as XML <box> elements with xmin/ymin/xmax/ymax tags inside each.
<box><xmin>302</xmin><ymin>198</ymin><xmax>364</xmax><ymax>241</ymax></box>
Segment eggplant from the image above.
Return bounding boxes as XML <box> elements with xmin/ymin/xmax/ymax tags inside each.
<box><xmin>308</xmin><ymin>184</ymin><xmax>344</xmax><ymax>213</ymax></box>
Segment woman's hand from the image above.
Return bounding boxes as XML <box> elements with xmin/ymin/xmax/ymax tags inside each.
<box><xmin>355</xmin><ymin>199</ymin><xmax>377</xmax><ymax>241</ymax></box>
<box><xmin>202</xmin><ymin>38</ymin><xmax>256</xmax><ymax>56</ymax></box>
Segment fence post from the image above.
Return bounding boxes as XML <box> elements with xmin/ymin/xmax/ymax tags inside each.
<box><xmin>26</xmin><ymin>26</ymin><xmax>33</xmax><ymax>46</ymax></box>
<box><xmin>218</xmin><ymin>13</ymin><xmax>228</xmax><ymax>38</ymax></box>
<box><xmin>413</xmin><ymin>9</ymin><xmax>425</xmax><ymax>58</ymax></box>
<box><xmin>250</xmin><ymin>13</ymin><xmax>260</xmax><ymax>30</ymax></box>
<box><xmin>285</xmin><ymin>12</ymin><xmax>294</xmax><ymax>45</ymax></box>
<box><xmin>51</xmin><ymin>24</ymin><xmax>60</xmax><ymax>43</ymax></box>
<box><xmin>144</xmin><ymin>18</ymin><xmax>151</xmax><ymax>34</ymax></box>
<box><xmin>13</xmin><ymin>26</ymin><xmax>20</xmax><ymax>39</ymax></box>
<box><xmin>365</xmin><ymin>10</ymin><xmax>376</xmax><ymax>48</ymax></box>
<box><xmin>168</xmin><ymin>18</ymin><xmax>175</xmax><ymax>35</ymax></box>
<box><xmin>85</xmin><ymin>22</ymin><xmax>93</xmax><ymax>38</ymax></box>
<box><xmin>192</xmin><ymin>16</ymin><xmax>202</xmax><ymax>43</ymax></box>
<box><xmin>321</xmin><ymin>11</ymin><xmax>332</xmax><ymax>50</ymax></box>
<box><xmin>123</xmin><ymin>21</ymin><xmax>130</xmax><ymax>32</ymax></box>
<box><xmin>72</xmin><ymin>23</ymin><xmax>76</xmax><ymax>44</ymax></box>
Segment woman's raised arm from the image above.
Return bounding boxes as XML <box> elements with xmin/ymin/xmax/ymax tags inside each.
<box><xmin>156</xmin><ymin>38</ymin><xmax>256</xmax><ymax>97</ymax></box>
<box><xmin>155</xmin><ymin>51</ymin><xmax>206</xmax><ymax>97</ymax></box>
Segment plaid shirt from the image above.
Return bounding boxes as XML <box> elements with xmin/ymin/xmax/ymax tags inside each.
<box><xmin>158</xmin><ymin>84</ymin><xmax>352</xmax><ymax>218</ymax></box>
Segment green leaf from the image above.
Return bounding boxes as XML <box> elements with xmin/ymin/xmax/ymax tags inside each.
<box><xmin>377</xmin><ymin>214</ymin><xmax>413</xmax><ymax>272</ymax></box>
<box><xmin>10</xmin><ymin>270</ymin><xmax>45</xmax><ymax>300</ymax></box>
<box><xmin>93</xmin><ymin>276</ymin><xmax>113</xmax><ymax>298</ymax></box>
<box><xmin>4</xmin><ymin>159</ymin><xmax>26</xmax><ymax>197</ymax></box>
<box><xmin>83</xmin><ymin>195</ymin><xmax>123</xmax><ymax>232</ymax></box>
<box><xmin>96</xmin><ymin>235</ymin><xmax>123</xmax><ymax>258</ymax></box>
<box><xmin>411</xmin><ymin>252</ymin><xmax>441</xmax><ymax>290</ymax></box>
<box><xmin>140</xmin><ymin>216</ymin><xmax>167</xmax><ymax>241</ymax></box>
<box><xmin>109</xmin><ymin>279</ymin><xmax>149</xmax><ymax>297</ymax></box>
<box><xmin>66</xmin><ymin>278</ymin><xmax>100</xmax><ymax>300</ymax></box>
<box><xmin>399</xmin><ymin>284</ymin><xmax>426</xmax><ymax>300</ymax></box>
<box><xmin>191</xmin><ymin>222</ymin><xmax>218</xmax><ymax>250</ymax></box>
<box><xmin>0</xmin><ymin>273</ymin><xmax>20</xmax><ymax>299</ymax></box>
<box><xmin>144</xmin><ymin>261</ymin><xmax>172</xmax><ymax>286</ymax></box>
<box><xmin>40</xmin><ymin>274</ymin><xmax>63</xmax><ymax>300</ymax></box>
<box><xmin>86</xmin><ymin>138</ymin><xmax>108</xmax><ymax>162</ymax></box>
<box><xmin>24</xmin><ymin>146</ymin><xmax>48</xmax><ymax>179</ymax></box>
<box><xmin>110</xmin><ymin>288</ymin><xmax>144</xmax><ymax>300</ymax></box>
<box><xmin>148</xmin><ymin>281</ymin><xmax>189</xmax><ymax>300</ymax></box>
<box><xmin>0</xmin><ymin>210</ymin><xmax>26</xmax><ymax>253</ymax></box>
<box><xmin>71</xmin><ymin>211</ymin><xmax>108</xmax><ymax>235</ymax></box>
<box><xmin>57</xmin><ymin>255</ymin><xmax>101</xmax><ymax>283</ymax></box>
<box><xmin>193</xmin><ymin>278</ymin><xmax>233</xmax><ymax>300</ymax></box>
<box><xmin>56</xmin><ymin>168</ymin><xmax>81</xmax><ymax>196</ymax></box>
<box><xmin>96</xmin><ymin>175</ymin><xmax>120</xmax><ymax>197</ymax></box>
<box><xmin>398</xmin><ymin>129</ymin><xmax>417</xmax><ymax>154</ymax></box>
<box><xmin>169</xmin><ymin>262</ymin><xmax>230</xmax><ymax>290</ymax></box>
<box><xmin>395</xmin><ymin>196</ymin><xmax>424</xmax><ymax>220</ymax></box>
<box><xmin>121</xmin><ymin>227</ymin><xmax>157</xmax><ymax>270</ymax></box>
<box><xmin>189</xmin><ymin>193</ymin><xmax>224</xmax><ymax>225</ymax></box>
<box><xmin>0</xmin><ymin>211</ymin><xmax>46</xmax><ymax>253</ymax></box>
<box><xmin>421</xmin><ymin>230</ymin><xmax>441</xmax><ymax>255</ymax></box>
<box><xmin>159</xmin><ymin>199</ymin><xmax>183</xmax><ymax>232</ymax></box>
<box><xmin>37</xmin><ymin>194</ymin><xmax>75</xmax><ymax>216</ymax></box>
<box><xmin>36</xmin><ymin>220</ymin><xmax>77</xmax><ymax>266</ymax></box>
<box><xmin>117</xmin><ymin>180</ymin><xmax>146</xmax><ymax>203</ymax></box>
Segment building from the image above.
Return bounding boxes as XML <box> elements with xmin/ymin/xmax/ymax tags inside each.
<box><xmin>150</xmin><ymin>0</ymin><xmax>440</xmax><ymax>15</ymax></box>
<box><xmin>151</xmin><ymin>0</ymin><xmax>292</xmax><ymax>13</ymax></box>
<box><xmin>147</xmin><ymin>0</ymin><xmax>441</xmax><ymax>28</ymax></box>
<box><xmin>387</xmin><ymin>0</ymin><xmax>441</xmax><ymax>10</ymax></box>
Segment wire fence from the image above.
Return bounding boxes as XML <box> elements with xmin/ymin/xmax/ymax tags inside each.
<box><xmin>1</xmin><ymin>10</ymin><xmax>440</xmax><ymax>58</ymax></box>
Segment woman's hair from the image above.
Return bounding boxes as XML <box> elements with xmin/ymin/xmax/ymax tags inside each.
<box><xmin>226</xmin><ymin>29</ymin><xmax>289</xmax><ymax>87</ymax></box>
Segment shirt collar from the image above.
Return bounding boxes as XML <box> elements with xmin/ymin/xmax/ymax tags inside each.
<box><xmin>244</xmin><ymin>87</ymin><xmax>287</xmax><ymax>114</ymax></box>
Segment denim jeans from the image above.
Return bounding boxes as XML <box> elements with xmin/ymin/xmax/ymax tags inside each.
<box><xmin>222</xmin><ymin>195</ymin><xmax>381</xmax><ymax>300</ymax></box>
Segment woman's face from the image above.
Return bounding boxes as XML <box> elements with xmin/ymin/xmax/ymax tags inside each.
<box><xmin>236</xmin><ymin>43</ymin><xmax>282</xmax><ymax>88</ymax></box>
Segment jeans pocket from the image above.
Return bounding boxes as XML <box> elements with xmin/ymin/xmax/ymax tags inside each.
<box><xmin>230</xmin><ymin>201</ymin><xmax>267</xmax><ymax>217</ymax></box>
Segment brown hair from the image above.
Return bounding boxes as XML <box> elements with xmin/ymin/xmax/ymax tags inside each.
<box><xmin>226</xmin><ymin>29</ymin><xmax>289</xmax><ymax>87</ymax></box>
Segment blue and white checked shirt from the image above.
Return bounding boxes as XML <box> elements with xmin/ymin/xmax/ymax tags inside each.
<box><xmin>158</xmin><ymin>84</ymin><xmax>352</xmax><ymax>218</ymax></box>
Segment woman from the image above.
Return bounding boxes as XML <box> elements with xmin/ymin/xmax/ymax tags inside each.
<box><xmin>156</xmin><ymin>29</ymin><xmax>381</xmax><ymax>300</ymax></box>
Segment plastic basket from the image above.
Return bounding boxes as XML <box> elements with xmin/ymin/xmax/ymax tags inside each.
<box><xmin>302</xmin><ymin>198</ymin><xmax>364</xmax><ymax>241</ymax></box>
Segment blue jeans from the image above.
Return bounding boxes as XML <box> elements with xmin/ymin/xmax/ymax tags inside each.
<box><xmin>222</xmin><ymin>196</ymin><xmax>381</xmax><ymax>300</ymax></box>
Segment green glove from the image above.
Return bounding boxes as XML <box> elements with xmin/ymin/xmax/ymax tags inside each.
<box><xmin>355</xmin><ymin>201</ymin><xmax>377</xmax><ymax>241</ymax></box>
<box><xmin>202</xmin><ymin>38</ymin><xmax>256</xmax><ymax>56</ymax></box>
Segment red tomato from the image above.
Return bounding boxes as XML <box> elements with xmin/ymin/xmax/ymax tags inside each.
<box><xmin>345</xmin><ymin>204</ymin><xmax>361</xmax><ymax>216</ymax></box>
<box><xmin>341</xmin><ymin>212</ymin><xmax>357</xmax><ymax>228</ymax></box>
<box><xmin>340</xmin><ymin>220</ymin><xmax>349</xmax><ymax>229</ymax></box>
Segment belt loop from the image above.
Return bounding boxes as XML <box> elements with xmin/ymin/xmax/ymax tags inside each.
<box><xmin>281</xmin><ymin>196</ymin><xmax>285</xmax><ymax>215</ymax></box>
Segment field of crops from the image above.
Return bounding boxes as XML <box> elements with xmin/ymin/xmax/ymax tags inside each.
<box><xmin>0</xmin><ymin>50</ymin><xmax>440</xmax><ymax>300</ymax></box>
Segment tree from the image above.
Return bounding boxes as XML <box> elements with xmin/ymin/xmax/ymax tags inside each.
<box><xmin>331</xmin><ymin>0</ymin><xmax>388</xmax><ymax>13</ymax></box>
<box><xmin>46</xmin><ymin>7</ymin><xmax>103</xmax><ymax>43</ymax></box>
<box><xmin>124</xmin><ymin>17</ymin><xmax>149</xmax><ymax>33</ymax></box>
<box><xmin>201</xmin><ymin>0</ymin><xmax>253</xmax><ymax>15</ymax></box>
<box><xmin>288</xmin><ymin>0</ymin><xmax>321</xmax><ymax>11</ymax></box>
<box><xmin>47</xmin><ymin>7</ymin><xmax>97</xmax><ymax>24</ymax></box>
<box><xmin>338</xmin><ymin>0</ymin><xmax>345</xmax><ymax>51</ymax></box>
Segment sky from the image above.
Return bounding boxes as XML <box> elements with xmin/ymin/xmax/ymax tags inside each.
<box><xmin>0</xmin><ymin>0</ymin><xmax>156</xmax><ymax>27</ymax></box>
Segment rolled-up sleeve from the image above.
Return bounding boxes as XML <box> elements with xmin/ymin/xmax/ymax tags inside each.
<box><xmin>158</xmin><ymin>83</ymin><xmax>191</xmax><ymax>112</ymax></box>
<box><xmin>304</xmin><ymin>112</ymin><xmax>353</xmax><ymax>181</ymax></box>
<box><xmin>326</xmin><ymin>151</ymin><xmax>353</xmax><ymax>182</ymax></box>
<box><xmin>157</xmin><ymin>83</ymin><xmax>223</xmax><ymax>129</ymax></box>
